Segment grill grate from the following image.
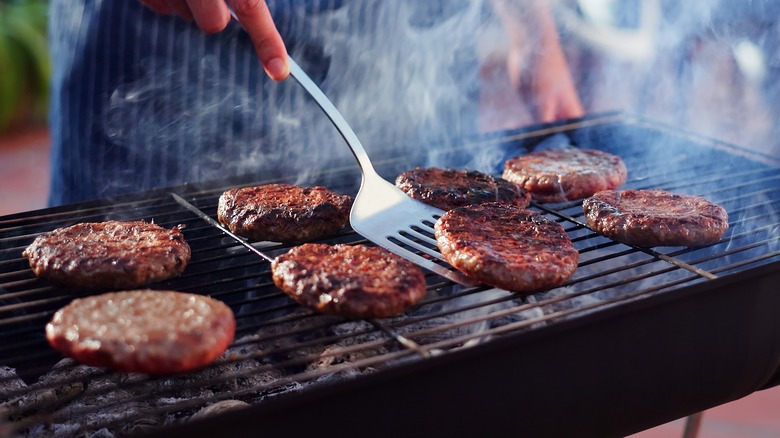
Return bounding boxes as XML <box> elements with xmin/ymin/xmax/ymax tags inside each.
<box><xmin>1</xmin><ymin>114</ymin><xmax>779</xmax><ymax>436</ymax></box>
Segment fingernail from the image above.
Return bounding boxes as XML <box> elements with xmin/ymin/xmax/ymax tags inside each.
<box><xmin>264</xmin><ymin>57</ymin><xmax>289</xmax><ymax>81</ymax></box>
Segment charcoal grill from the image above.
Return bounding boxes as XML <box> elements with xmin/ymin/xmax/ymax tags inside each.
<box><xmin>1</xmin><ymin>113</ymin><xmax>779</xmax><ymax>437</ymax></box>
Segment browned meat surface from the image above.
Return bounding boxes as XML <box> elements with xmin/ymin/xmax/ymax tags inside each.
<box><xmin>272</xmin><ymin>243</ymin><xmax>427</xmax><ymax>319</ymax></box>
<box><xmin>503</xmin><ymin>148</ymin><xmax>627</xmax><ymax>203</ymax></box>
<box><xmin>583</xmin><ymin>189</ymin><xmax>729</xmax><ymax>247</ymax></box>
<box><xmin>22</xmin><ymin>221</ymin><xmax>190</xmax><ymax>289</ymax></box>
<box><xmin>434</xmin><ymin>203</ymin><xmax>579</xmax><ymax>292</ymax></box>
<box><xmin>217</xmin><ymin>184</ymin><xmax>353</xmax><ymax>243</ymax></box>
<box><xmin>395</xmin><ymin>167</ymin><xmax>531</xmax><ymax>211</ymax></box>
<box><xmin>46</xmin><ymin>290</ymin><xmax>235</xmax><ymax>375</ymax></box>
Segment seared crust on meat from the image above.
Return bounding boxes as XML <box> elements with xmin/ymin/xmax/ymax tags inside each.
<box><xmin>503</xmin><ymin>148</ymin><xmax>627</xmax><ymax>203</ymax></box>
<box><xmin>582</xmin><ymin>189</ymin><xmax>729</xmax><ymax>247</ymax></box>
<box><xmin>435</xmin><ymin>203</ymin><xmax>578</xmax><ymax>292</ymax></box>
<box><xmin>46</xmin><ymin>290</ymin><xmax>235</xmax><ymax>375</ymax></box>
<box><xmin>271</xmin><ymin>244</ymin><xmax>426</xmax><ymax>319</ymax></box>
<box><xmin>395</xmin><ymin>167</ymin><xmax>531</xmax><ymax>211</ymax></box>
<box><xmin>22</xmin><ymin>221</ymin><xmax>190</xmax><ymax>289</ymax></box>
<box><xmin>217</xmin><ymin>184</ymin><xmax>353</xmax><ymax>243</ymax></box>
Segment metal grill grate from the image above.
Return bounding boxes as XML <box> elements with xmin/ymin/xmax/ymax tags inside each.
<box><xmin>1</xmin><ymin>114</ymin><xmax>779</xmax><ymax>436</ymax></box>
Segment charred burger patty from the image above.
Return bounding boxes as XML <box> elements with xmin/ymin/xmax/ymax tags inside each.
<box><xmin>46</xmin><ymin>290</ymin><xmax>235</xmax><ymax>375</ymax></box>
<box><xmin>582</xmin><ymin>189</ymin><xmax>729</xmax><ymax>247</ymax></box>
<box><xmin>272</xmin><ymin>243</ymin><xmax>427</xmax><ymax>319</ymax></box>
<box><xmin>395</xmin><ymin>167</ymin><xmax>531</xmax><ymax>211</ymax></box>
<box><xmin>22</xmin><ymin>220</ymin><xmax>190</xmax><ymax>289</ymax></box>
<box><xmin>217</xmin><ymin>184</ymin><xmax>353</xmax><ymax>243</ymax></box>
<box><xmin>435</xmin><ymin>203</ymin><xmax>579</xmax><ymax>292</ymax></box>
<box><xmin>503</xmin><ymin>148</ymin><xmax>627</xmax><ymax>203</ymax></box>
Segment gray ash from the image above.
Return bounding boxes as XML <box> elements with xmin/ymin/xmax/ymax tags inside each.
<box><xmin>2</xmin><ymin>319</ymin><xmax>389</xmax><ymax>437</ymax></box>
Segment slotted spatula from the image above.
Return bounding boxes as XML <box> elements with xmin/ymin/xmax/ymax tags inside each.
<box><xmin>286</xmin><ymin>58</ymin><xmax>475</xmax><ymax>286</ymax></box>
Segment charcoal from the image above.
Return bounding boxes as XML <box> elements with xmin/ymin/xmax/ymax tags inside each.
<box><xmin>188</xmin><ymin>400</ymin><xmax>250</xmax><ymax>421</ymax></box>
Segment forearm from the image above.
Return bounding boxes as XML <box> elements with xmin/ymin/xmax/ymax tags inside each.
<box><xmin>490</xmin><ymin>0</ymin><xmax>559</xmax><ymax>53</ymax></box>
<box><xmin>489</xmin><ymin>0</ymin><xmax>584</xmax><ymax>122</ymax></box>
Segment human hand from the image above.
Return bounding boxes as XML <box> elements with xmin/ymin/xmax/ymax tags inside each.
<box><xmin>137</xmin><ymin>0</ymin><xmax>289</xmax><ymax>81</ymax></box>
<box><xmin>507</xmin><ymin>43</ymin><xmax>584</xmax><ymax>123</ymax></box>
<box><xmin>492</xmin><ymin>0</ymin><xmax>584</xmax><ymax>123</ymax></box>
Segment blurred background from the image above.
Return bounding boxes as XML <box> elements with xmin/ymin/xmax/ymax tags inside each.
<box><xmin>0</xmin><ymin>0</ymin><xmax>50</xmax><ymax>215</ymax></box>
<box><xmin>0</xmin><ymin>1</ymin><xmax>779</xmax><ymax>435</ymax></box>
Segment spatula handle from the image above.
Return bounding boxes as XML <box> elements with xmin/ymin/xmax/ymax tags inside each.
<box><xmin>229</xmin><ymin>11</ymin><xmax>376</xmax><ymax>176</ymax></box>
<box><xmin>287</xmin><ymin>58</ymin><xmax>377</xmax><ymax>176</ymax></box>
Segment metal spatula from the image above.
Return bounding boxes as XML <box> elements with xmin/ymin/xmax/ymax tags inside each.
<box><xmin>287</xmin><ymin>58</ymin><xmax>475</xmax><ymax>286</ymax></box>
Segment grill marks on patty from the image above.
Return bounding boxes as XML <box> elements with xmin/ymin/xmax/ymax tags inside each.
<box><xmin>217</xmin><ymin>184</ymin><xmax>353</xmax><ymax>243</ymax></box>
<box><xmin>503</xmin><ymin>148</ymin><xmax>627</xmax><ymax>203</ymax></box>
<box><xmin>46</xmin><ymin>290</ymin><xmax>235</xmax><ymax>375</ymax></box>
<box><xmin>272</xmin><ymin>244</ymin><xmax>427</xmax><ymax>319</ymax></box>
<box><xmin>22</xmin><ymin>220</ymin><xmax>191</xmax><ymax>289</ymax></box>
<box><xmin>583</xmin><ymin>189</ymin><xmax>729</xmax><ymax>247</ymax></box>
<box><xmin>435</xmin><ymin>203</ymin><xmax>579</xmax><ymax>292</ymax></box>
<box><xmin>395</xmin><ymin>167</ymin><xmax>531</xmax><ymax>211</ymax></box>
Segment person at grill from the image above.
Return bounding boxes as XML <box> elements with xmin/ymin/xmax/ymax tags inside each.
<box><xmin>47</xmin><ymin>0</ymin><xmax>583</xmax><ymax>206</ymax></box>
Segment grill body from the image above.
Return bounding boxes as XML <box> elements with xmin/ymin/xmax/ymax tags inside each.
<box><xmin>1</xmin><ymin>113</ymin><xmax>779</xmax><ymax>437</ymax></box>
<box><xmin>154</xmin><ymin>264</ymin><xmax>780</xmax><ymax>438</ymax></box>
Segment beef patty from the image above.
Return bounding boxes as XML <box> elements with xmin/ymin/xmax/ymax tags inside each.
<box><xmin>272</xmin><ymin>243</ymin><xmax>427</xmax><ymax>319</ymax></box>
<box><xmin>218</xmin><ymin>184</ymin><xmax>353</xmax><ymax>243</ymax></box>
<box><xmin>22</xmin><ymin>220</ymin><xmax>190</xmax><ymax>289</ymax></box>
<box><xmin>46</xmin><ymin>290</ymin><xmax>235</xmax><ymax>375</ymax></box>
<box><xmin>434</xmin><ymin>203</ymin><xmax>579</xmax><ymax>292</ymax></box>
<box><xmin>582</xmin><ymin>189</ymin><xmax>729</xmax><ymax>247</ymax></box>
<box><xmin>395</xmin><ymin>167</ymin><xmax>531</xmax><ymax>211</ymax></box>
<box><xmin>503</xmin><ymin>148</ymin><xmax>627</xmax><ymax>203</ymax></box>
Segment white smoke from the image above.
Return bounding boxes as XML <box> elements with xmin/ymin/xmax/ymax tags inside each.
<box><xmin>104</xmin><ymin>0</ymin><xmax>779</xmax><ymax>199</ymax></box>
<box><xmin>104</xmin><ymin>1</ymin><xmax>498</xmax><ymax>194</ymax></box>
<box><xmin>554</xmin><ymin>0</ymin><xmax>779</xmax><ymax>158</ymax></box>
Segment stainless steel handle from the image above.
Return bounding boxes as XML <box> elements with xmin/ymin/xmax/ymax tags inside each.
<box><xmin>228</xmin><ymin>11</ymin><xmax>376</xmax><ymax>176</ymax></box>
<box><xmin>287</xmin><ymin>58</ymin><xmax>377</xmax><ymax>176</ymax></box>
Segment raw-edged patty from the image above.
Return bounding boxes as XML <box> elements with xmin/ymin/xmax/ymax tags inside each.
<box><xmin>46</xmin><ymin>290</ymin><xmax>235</xmax><ymax>375</ymax></box>
<box><xmin>217</xmin><ymin>184</ymin><xmax>353</xmax><ymax>243</ymax></box>
<box><xmin>395</xmin><ymin>167</ymin><xmax>531</xmax><ymax>211</ymax></box>
<box><xmin>503</xmin><ymin>148</ymin><xmax>627</xmax><ymax>203</ymax></box>
<box><xmin>434</xmin><ymin>203</ymin><xmax>578</xmax><ymax>292</ymax></box>
<box><xmin>582</xmin><ymin>189</ymin><xmax>729</xmax><ymax>247</ymax></box>
<box><xmin>22</xmin><ymin>220</ymin><xmax>190</xmax><ymax>289</ymax></box>
<box><xmin>271</xmin><ymin>244</ymin><xmax>427</xmax><ymax>319</ymax></box>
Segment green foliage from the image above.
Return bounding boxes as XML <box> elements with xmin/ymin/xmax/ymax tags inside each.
<box><xmin>0</xmin><ymin>0</ymin><xmax>50</xmax><ymax>133</ymax></box>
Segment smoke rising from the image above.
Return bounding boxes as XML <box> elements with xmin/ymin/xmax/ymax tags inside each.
<box><xmin>554</xmin><ymin>0</ymin><xmax>779</xmax><ymax>158</ymax></box>
<box><xmin>104</xmin><ymin>1</ymin><xmax>496</xmax><ymax>195</ymax></box>
<box><xmin>103</xmin><ymin>0</ymin><xmax>779</xmax><ymax>200</ymax></box>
